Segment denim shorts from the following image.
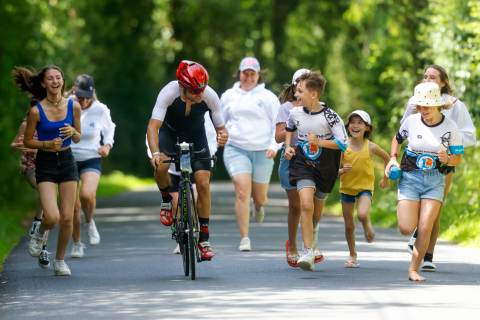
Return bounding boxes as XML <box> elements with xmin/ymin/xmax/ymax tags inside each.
<box><xmin>398</xmin><ymin>169</ymin><xmax>446</xmax><ymax>203</ymax></box>
<box><xmin>77</xmin><ymin>157</ymin><xmax>102</xmax><ymax>176</ymax></box>
<box><xmin>278</xmin><ymin>149</ymin><xmax>296</xmax><ymax>190</ymax></box>
<box><xmin>297</xmin><ymin>179</ymin><xmax>328</xmax><ymax>200</ymax></box>
<box><xmin>340</xmin><ymin>190</ymin><xmax>373</xmax><ymax>204</ymax></box>
<box><xmin>36</xmin><ymin>148</ymin><xmax>79</xmax><ymax>184</ymax></box>
<box><xmin>223</xmin><ymin>144</ymin><xmax>274</xmax><ymax>183</ymax></box>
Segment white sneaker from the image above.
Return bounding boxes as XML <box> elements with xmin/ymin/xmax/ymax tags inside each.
<box><xmin>408</xmin><ymin>228</ymin><xmax>417</xmax><ymax>255</ymax></box>
<box><xmin>254</xmin><ymin>207</ymin><xmax>265</xmax><ymax>223</ymax></box>
<box><xmin>53</xmin><ymin>260</ymin><xmax>71</xmax><ymax>276</ymax></box>
<box><xmin>239</xmin><ymin>237</ymin><xmax>251</xmax><ymax>251</ymax></box>
<box><xmin>173</xmin><ymin>243</ymin><xmax>180</xmax><ymax>254</ymax></box>
<box><xmin>86</xmin><ymin>221</ymin><xmax>100</xmax><ymax>246</ymax></box>
<box><xmin>297</xmin><ymin>249</ymin><xmax>315</xmax><ymax>271</ymax></box>
<box><xmin>29</xmin><ymin>225</ymin><xmax>46</xmax><ymax>257</ymax></box>
<box><xmin>29</xmin><ymin>220</ymin><xmax>40</xmax><ymax>236</ymax></box>
<box><xmin>71</xmin><ymin>242</ymin><xmax>86</xmax><ymax>258</ymax></box>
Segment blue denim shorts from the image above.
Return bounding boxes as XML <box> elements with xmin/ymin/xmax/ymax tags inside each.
<box><xmin>398</xmin><ymin>169</ymin><xmax>446</xmax><ymax>203</ymax></box>
<box><xmin>340</xmin><ymin>190</ymin><xmax>373</xmax><ymax>204</ymax></box>
<box><xmin>278</xmin><ymin>149</ymin><xmax>296</xmax><ymax>190</ymax></box>
<box><xmin>223</xmin><ymin>144</ymin><xmax>274</xmax><ymax>183</ymax></box>
<box><xmin>76</xmin><ymin>157</ymin><xmax>102</xmax><ymax>176</ymax></box>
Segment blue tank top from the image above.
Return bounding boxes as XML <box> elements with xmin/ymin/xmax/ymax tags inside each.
<box><xmin>36</xmin><ymin>99</ymin><xmax>73</xmax><ymax>148</ymax></box>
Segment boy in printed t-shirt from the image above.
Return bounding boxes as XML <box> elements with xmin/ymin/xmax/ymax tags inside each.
<box><xmin>284</xmin><ymin>71</ymin><xmax>348</xmax><ymax>271</ymax></box>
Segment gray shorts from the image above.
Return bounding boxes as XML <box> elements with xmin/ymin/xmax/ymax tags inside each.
<box><xmin>296</xmin><ymin>179</ymin><xmax>328</xmax><ymax>200</ymax></box>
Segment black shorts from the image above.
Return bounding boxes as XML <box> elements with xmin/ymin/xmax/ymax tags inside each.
<box><xmin>168</xmin><ymin>173</ymin><xmax>196</xmax><ymax>193</ymax></box>
<box><xmin>36</xmin><ymin>148</ymin><xmax>79</xmax><ymax>184</ymax></box>
<box><xmin>158</xmin><ymin>126</ymin><xmax>211</xmax><ymax>173</ymax></box>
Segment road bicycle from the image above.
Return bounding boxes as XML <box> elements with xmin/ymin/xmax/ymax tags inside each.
<box><xmin>163</xmin><ymin>139</ymin><xmax>215</xmax><ymax>280</ymax></box>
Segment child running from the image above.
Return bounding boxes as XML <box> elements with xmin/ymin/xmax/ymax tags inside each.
<box><xmin>284</xmin><ymin>71</ymin><xmax>348</xmax><ymax>271</ymax></box>
<box><xmin>276</xmin><ymin>69</ymin><xmax>323</xmax><ymax>267</ymax></box>
<box><xmin>338</xmin><ymin>110</ymin><xmax>390</xmax><ymax>268</ymax></box>
<box><xmin>386</xmin><ymin>82</ymin><xmax>464</xmax><ymax>281</ymax></box>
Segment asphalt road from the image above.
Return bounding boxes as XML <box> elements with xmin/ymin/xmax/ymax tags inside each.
<box><xmin>1</xmin><ymin>182</ymin><xmax>479</xmax><ymax>319</ymax></box>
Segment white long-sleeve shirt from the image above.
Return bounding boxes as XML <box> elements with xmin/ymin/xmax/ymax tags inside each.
<box><xmin>401</xmin><ymin>93</ymin><xmax>476</xmax><ymax>148</ymax></box>
<box><xmin>70</xmin><ymin>99</ymin><xmax>116</xmax><ymax>162</ymax></box>
<box><xmin>220</xmin><ymin>82</ymin><xmax>281</xmax><ymax>152</ymax></box>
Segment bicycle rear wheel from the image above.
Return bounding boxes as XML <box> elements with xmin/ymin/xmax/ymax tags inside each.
<box><xmin>185</xmin><ymin>186</ymin><xmax>196</xmax><ymax>280</ymax></box>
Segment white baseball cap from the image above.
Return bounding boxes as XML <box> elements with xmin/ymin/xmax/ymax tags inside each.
<box><xmin>239</xmin><ymin>57</ymin><xmax>261</xmax><ymax>73</ymax></box>
<box><xmin>347</xmin><ymin>110</ymin><xmax>371</xmax><ymax>125</ymax></box>
<box><xmin>292</xmin><ymin>69</ymin><xmax>311</xmax><ymax>85</ymax></box>
<box><xmin>409</xmin><ymin>82</ymin><xmax>444</xmax><ymax>107</ymax></box>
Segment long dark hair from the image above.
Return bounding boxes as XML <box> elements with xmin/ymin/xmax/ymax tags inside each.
<box><xmin>425</xmin><ymin>65</ymin><xmax>454</xmax><ymax>95</ymax></box>
<box><xmin>278</xmin><ymin>83</ymin><xmax>296</xmax><ymax>104</ymax></box>
<box><xmin>12</xmin><ymin>65</ymin><xmax>66</xmax><ymax>101</ymax></box>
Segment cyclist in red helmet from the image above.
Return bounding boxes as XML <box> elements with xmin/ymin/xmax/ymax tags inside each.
<box><xmin>147</xmin><ymin>60</ymin><xmax>229</xmax><ymax>260</ymax></box>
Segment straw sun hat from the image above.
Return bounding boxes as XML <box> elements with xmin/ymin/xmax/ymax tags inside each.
<box><xmin>409</xmin><ymin>82</ymin><xmax>444</xmax><ymax>107</ymax></box>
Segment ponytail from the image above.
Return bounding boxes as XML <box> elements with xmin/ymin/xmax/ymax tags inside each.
<box><xmin>11</xmin><ymin>65</ymin><xmax>65</xmax><ymax>101</ymax></box>
<box><xmin>278</xmin><ymin>83</ymin><xmax>296</xmax><ymax>104</ymax></box>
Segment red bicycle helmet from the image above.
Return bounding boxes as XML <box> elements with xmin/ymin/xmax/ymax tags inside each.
<box><xmin>176</xmin><ymin>60</ymin><xmax>209</xmax><ymax>93</ymax></box>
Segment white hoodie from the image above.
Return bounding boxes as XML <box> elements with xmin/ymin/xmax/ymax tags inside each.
<box><xmin>69</xmin><ymin>98</ymin><xmax>116</xmax><ymax>162</ymax></box>
<box><xmin>220</xmin><ymin>82</ymin><xmax>281</xmax><ymax>152</ymax></box>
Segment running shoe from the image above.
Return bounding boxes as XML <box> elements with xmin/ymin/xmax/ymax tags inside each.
<box><xmin>408</xmin><ymin>228</ymin><xmax>417</xmax><ymax>255</ymax></box>
<box><xmin>239</xmin><ymin>237</ymin><xmax>251</xmax><ymax>251</ymax></box>
<box><xmin>198</xmin><ymin>241</ymin><xmax>214</xmax><ymax>260</ymax></box>
<box><xmin>71</xmin><ymin>242</ymin><xmax>86</xmax><ymax>258</ymax></box>
<box><xmin>38</xmin><ymin>249</ymin><xmax>51</xmax><ymax>269</ymax></box>
<box><xmin>254</xmin><ymin>207</ymin><xmax>265</xmax><ymax>224</ymax></box>
<box><xmin>86</xmin><ymin>221</ymin><xmax>100</xmax><ymax>246</ymax></box>
<box><xmin>29</xmin><ymin>220</ymin><xmax>40</xmax><ymax>236</ymax></box>
<box><xmin>297</xmin><ymin>249</ymin><xmax>315</xmax><ymax>271</ymax></box>
<box><xmin>53</xmin><ymin>260</ymin><xmax>71</xmax><ymax>276</ymax></box>
<box><xmin>29</xmin><ymin>225</ymin><xmax>46</xmax><ymax>257</ymax></box>
<box><xmin>160</xmin><ymin>199</ymin><xmax>173</xmax><ymax>226</ymax></box>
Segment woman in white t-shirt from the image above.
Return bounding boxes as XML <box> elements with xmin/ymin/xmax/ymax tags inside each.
<box><xmin>69</xmin><ymin>75</ymin><xmax>116</xmax><ymax>258</ymax></box>
<box><xmin>387</xmin><ymin>82</ymin><xmax>464</xmax><ymax>281</ymax></box>
<box><xmin>220</xmin><ymin>57</ymin><xmax>281</xmax><ymax>252</ymax></box>
<box><xmin>401</xmin><ymin>65</ymin><xmax>476</xmax><ymax>272</ymax></box>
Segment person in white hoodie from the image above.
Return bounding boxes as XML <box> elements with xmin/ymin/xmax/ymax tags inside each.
<box><xmin>401</xmin><ymin>65</ymin><xmax>476</xmax><ymax>272</ymax></box>
<box><xmin>69</xmin><ymin>75</ymin><xmax>116</xmax><ymax>258</ymax></box>
<box><xmin>220</xmin><ymin>57</ymin><xmax>281</xmax><ymax>251</ymax></box>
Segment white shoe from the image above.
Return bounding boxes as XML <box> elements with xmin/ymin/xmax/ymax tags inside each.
<box><xmin>408</xmin><ymin>228</ymin><xmax>417</xmax><ymax>255</ymax></box>
<box><xmin>71</xmin><ymin>242</ymin><xmax>86</xmax><ymax>258</ymax></box>
<box><xmin>29</xmin><ymin>225</ymin><xmax>46</xmax><ymax>257</ymax></box>
<box><xmin>297</xmin><ymin>249</ymin><xmax>315</xmax><ymax>271</ymax></box>
<box><xmin>53</xmin><ymin>260</ymin><xmax>71</xmax><ymax>276</ymax></box>
<box><xmin>421</xmin><ymin>261</ymin><xmax>437</xmax><ymax>272</ymax></box>
<box><xmin>239</xmin><ymin>237</ymin><xmax>251</xmax><ymax>251</ymax></box>
<box><xmin>254</xmin><ymin>207</ymin><xmax>265</xmax><ymax>223</ymax></box>
<box><xmin>86</xmin><ymin>221</ymin><xmax>100</xmax><ymax>246</ymax></box>
<box><xmin>29</xmin><ymin>220</ymin><xmax>40</xmax><ymax>236</ymax></box>
<box><xmin>173</xmin><ymin>243</ymin><xmax>180</xmax><ymax>254</ymax></box>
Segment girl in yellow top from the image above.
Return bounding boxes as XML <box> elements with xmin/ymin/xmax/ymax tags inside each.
<box><xmin>338</xmin><ymin>110</ymin><xmax>390</xmax><ymax>268</ymax></box>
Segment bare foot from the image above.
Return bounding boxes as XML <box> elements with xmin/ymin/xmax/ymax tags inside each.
<box><xmin>408</xmin><ymin>271</ymin><xmax>425</xmax><ymax>281</ymax></box>
<box><xmin>363</xmin><ymin>221</ymin><xmax>375</xmax><ymax>243</ymax></box>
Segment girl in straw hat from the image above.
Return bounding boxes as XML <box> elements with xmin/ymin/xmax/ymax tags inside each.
<box><xmin>386</xmin><ymin>82</ymin><xmax>464</xmax><ymax>281</ymax></box>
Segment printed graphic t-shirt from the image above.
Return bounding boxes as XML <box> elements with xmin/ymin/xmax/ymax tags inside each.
<box><xmin>286</xmin><ymin>105</ymin><xmax>348</xmax><ymax>192</ymax></box>
<box><xmin>396</xmin><ymin>113</ymin><xmax>464</xmax><ymax>174</ymax></box>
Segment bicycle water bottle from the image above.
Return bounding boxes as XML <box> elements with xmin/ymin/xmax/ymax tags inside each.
<box><xmin>180</xmin><ymin>142</ymin><xmax>192</xmax><ymax>172</ymax></box>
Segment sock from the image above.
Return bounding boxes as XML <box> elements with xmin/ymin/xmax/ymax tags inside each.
<box><xmin>199</xmin><ymin>217</ymin><xmax>209</xmax><ymax>242</ymax></box>
<box><xmin>413</xmin><ymin>228</ymin><xmax>418</xmax><ymax>238</ymax></box>
<box><xmin>54</xmin><ymin>259</ymin><xmax>63</xmax><ymax>263</ymax></box>
<box><xmin>424</xmin><ymin>252</ymin><xmax>433</xmax><ymax>262</ymax></box>
<box><xmin>34</xmin><ymin>217</ymin><xmax>42</xmax><ymax>222</ymax></box>
<box><xmin>42</xmin><ymin>245</ymin><xmax>46</xmax><ymax>250</ymax></box>
<box><xmin>160</xmin><ymin>187</ymin><xmax>171</xmax><ymax>202</ymax></box>
<box><xmin>304</xmin><ymin>247</ymin><xmax>312</xmax><ymax>252</ymax></box>
<box><xmin>74</xmin><ymin>242</ymin><xmax>81</xmax><ymax>246</ymax></box>
<box><xmin>86</xmin><ymin>220</ymin><xmax>94</xmax><ymax>227</ymax></box>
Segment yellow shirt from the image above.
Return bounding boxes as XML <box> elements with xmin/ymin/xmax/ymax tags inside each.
<box><xmin>340</xmin><ymin>139</ymin><xmax>375</xmax><ymax>196</ymax></box>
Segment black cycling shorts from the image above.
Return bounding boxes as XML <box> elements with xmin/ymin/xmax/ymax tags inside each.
<box><xmin>168</xmin><ymin>173</ymin><xmax>196</xmax><ymax>193</ymax></box>
<box><xmin>158</xmin><ymin>126</ymin><xmax>211</xmax><ymax>173</ymax></box>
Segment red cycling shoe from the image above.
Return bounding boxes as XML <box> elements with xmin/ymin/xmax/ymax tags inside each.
<box><xmin>198</xmin><ymin>241</ymin><xmax>214</xmax><ymax>260</ymax></box>
<box><xmin>160</xmin><ymin>201</ymin><xmax>173</xmax><ymax>226</ymax></box>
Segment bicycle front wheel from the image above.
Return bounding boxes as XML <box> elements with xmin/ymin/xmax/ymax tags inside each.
<box><xmin>185</xmin><ymin>186</ymin><xmax>196</xmax><ymax>280</ymax></box>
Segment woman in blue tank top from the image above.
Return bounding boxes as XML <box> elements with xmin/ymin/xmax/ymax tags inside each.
<box><xmin>12</xmin><ymin>65</ymin><xmax>82</xmax><ymax>276</ymax></box>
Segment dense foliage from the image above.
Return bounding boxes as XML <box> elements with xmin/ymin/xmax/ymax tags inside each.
<box><xmin>1</xmin><ymin>0</ymin><xmax>478</xmax><ymax>247</ymax></box>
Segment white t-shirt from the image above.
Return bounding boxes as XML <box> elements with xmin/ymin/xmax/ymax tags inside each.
<box><xmin>69</xmin><ymin>98</ymin><xmax>116</xmax><ymax>162</ymax></box>
<box><xmin>396</xmin><ymin>113</ymin><xmax>464</xmax><ymax>173</ymax></box>
<box><xmin>276</xmin><ymin>101</ymin><xmax>299</xmax><ymax>146</ymax></box>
